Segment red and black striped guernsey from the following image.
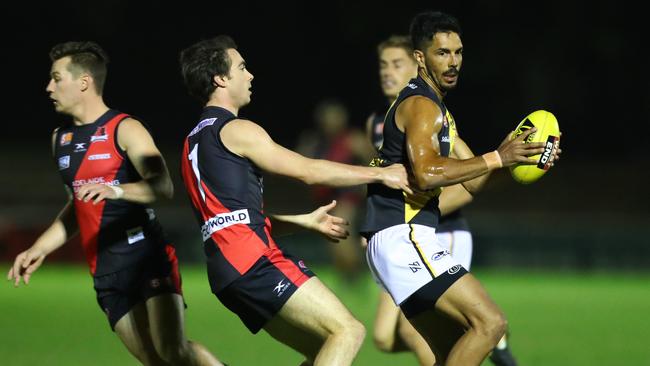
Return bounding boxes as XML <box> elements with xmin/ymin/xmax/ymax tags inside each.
<box><xmin>54</xmin><ymin>110</ymin><xmax>169</xmax><ymax>276</ymax></box>
<box><xmin>181</xmin><ymin>106</ymin><xmax>282</xmax><ymax>293</ymax></box>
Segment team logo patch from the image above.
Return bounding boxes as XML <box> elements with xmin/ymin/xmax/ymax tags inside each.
<box><xmin>408</xmin><ymin>261</ymin><xmax>422</xmax><ymax>273</ymax></box>
<box><xmin>88</xmin><ymin>153</ymin><xmax>111</xmax><ymax>160</ymax></box>
<box><xmin>74</xmin><ymin>143</ymin><xmax>87</xmax><ymax>152</ymax></box>
<box><xmin>91</xmin><ymin>126</ymin><xmax>109</xmax><ymax>142</ymax></box>
<box><xmin>59</xmin><ymin>132</ymin><xmax>73</xmax><ymax>146</ymax></box>
<box><xmin>431</xmin><ymin>250</ymin><xmax>450</xmax><ymax>261</ymax></box>
<box><xmin>447</xmin><ymin>265</ymin><xmax>462</xmax><ymax>275</ymax></box>
<box><xmin>58</xmin><ymin>155</ymin><xmax>70</xmax><ymax>170</ymax></box>
<box><xmin>273</xmin><ymin>279</ymin><xmax>291</xmax><ymax>297</ymax></box>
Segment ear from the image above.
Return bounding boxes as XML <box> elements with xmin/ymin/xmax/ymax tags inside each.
<box><xmin>79</xmin><ymin>74</ymin><xmax>91</xmax><ymax>92</ymax></box>
<box><xmin>413</xmin><ymin>50</ymin><xmax>426</xmax><ymax>69</ymax></box>
<box><xmin>212</xmin><ymin>74</ymin><xmax>228</xmax><ymax>88</ymax></box>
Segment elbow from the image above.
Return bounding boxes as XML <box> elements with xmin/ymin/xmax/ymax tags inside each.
<box><xmin>299</xmin><ymin>161</ymin><xmax>322</xmax><ymax>185</ymax></box>
<box><xmin>161</xmin><ymin>185</ymin><xmax>174</xmax><ymax>200</ymax></box>
<box><xmin>152</xmin><ymin>181</ymin><xmax>174</xmax><ymax>201</ymax></box>
<box><xmin>160</xmin><ymin>181</ymin><xmax>174</xmax><ymax>200</ymax></box>
<box><xmin>413</xmin><ymin>173</ymin><xmax>433</xmax><ymax>191</ymax></box>
<box><xmin>413</xmin><ymin>169</ymin><xmax>442</xmax><ymax>191</ymax></box>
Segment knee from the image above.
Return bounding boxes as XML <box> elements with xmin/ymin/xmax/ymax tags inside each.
<box><xmin>475</xmin><ymin>310</ymin><xmax>507</xmax><ymax>343</ymax></box>
<box><xmin>337</xmin><ymin>317</ymin><xmax>366</xmax><ymax>345</ymax></box>
<box><xmin>397</xmin><ymin>320</ymin><xmax>422</xmax><ymax>346</ymax></box>
<box><xmin>373</xmin><ymin>331</ymin><xmax>394</xmax><ymax>353</ymax></box>
<box><xmin>154</xmin><ymin>340</ymin><xmax>192</xmax><ymax>364</ymax></box>
<box><xmin>348</xmin><ymin>318</ymin><xmax>367</xmax><ymax>343</ymax></box>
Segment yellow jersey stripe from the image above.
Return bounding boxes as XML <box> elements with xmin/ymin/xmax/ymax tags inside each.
<box><xmin>408</xmin><ymin>224</ymin><xmax>437</xmax><ymax>278</ymax></box>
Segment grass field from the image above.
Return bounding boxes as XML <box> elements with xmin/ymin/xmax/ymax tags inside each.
<box><xmin>1</xmin><ymin>264</ymin><xmax>649</xmax><ymax>365</ymax></box>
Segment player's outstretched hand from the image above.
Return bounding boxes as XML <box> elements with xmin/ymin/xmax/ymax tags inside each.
<box><xmin>497</xmin><ymin>128</ymin><xmax>546</xmax><ymax>167</ymax></box>
<box><xmin>380</xmin><ymin>163</ymin><xmax>413</xmax><ymax>194</ymax></box>
<box><xmin>7</xmin><ymin>249</ymin><xmax>45</xmax><ymax>287</ymax></box>
<box><xmin>305</xmin><ymin>200</ymin><xmax>350</xmax><ymax>243</ymax></box>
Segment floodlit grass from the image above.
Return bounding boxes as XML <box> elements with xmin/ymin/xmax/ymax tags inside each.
<box><xmin>1</xmin><ymin>264</ymin><xmax>649</xmax><ymax>365</ymax></box>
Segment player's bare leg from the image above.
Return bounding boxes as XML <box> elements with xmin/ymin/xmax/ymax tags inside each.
<box><xmin>373</xmin><ymin>291</ymin><xmax>403</xmax><ymax>352</ymax></box>
<box><xmin>263</xmin><ymin>277</ymin><xmax>365</xmax><ymax>366</ymax></box>
<box><xmin>396</xmin><ymin>312</ymin><xmax>436</xmax><ymax>365</ymax></box>
<box><xmin>146</xmin><ymin>293</ymin><xmax>224</xmax><ymax>366</ymax></box>
<box><xmin>409</xmin><ymin>274</ymin><xmax>506</xmax><ymax>366</ymax></box>
<box><xmin>328</xmin><ymin>200</ymin><xmax>363</xmax><ymax>281</ymax></box>
<box><xmin>114</xmin><ymin>302</ymin><xmax>167</xmax><ymax>365</ymax></box>
<box><xmin>373</xmin><ymin>291</ymin><xmax>435</xmax><ymax>365</ymax></box>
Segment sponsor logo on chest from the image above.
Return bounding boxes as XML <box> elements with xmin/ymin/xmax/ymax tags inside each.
<box><xmin>90</xmin><ymin>126</ymin><xmax>109</xmax><ymax>143</ymax></box>
<box><xmin>200</xmin><ymin>209</ymin><xmax>251</xmax><ymax>241</ymax></box>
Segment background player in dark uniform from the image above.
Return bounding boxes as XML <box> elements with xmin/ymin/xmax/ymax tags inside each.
<box><xmin>7</xmin><ymin>41</ymin><xmax>224</xmax><ymax>366</ymax></box>
<box><xmin>367</xmin><ymin>35</ymin><xmax>518</xmax><ymax>366</ymax></box>
<box><xmin>362</xmin><ymin>12</ymin><xmax>558</xmax><ymax>365</ymax></box>
<box><xmin>179</xmin><ymin>35</ymin><xmax>411</xmax><ymax>366</ymax></box>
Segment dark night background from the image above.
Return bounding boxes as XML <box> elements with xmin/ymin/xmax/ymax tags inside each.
<box><xmin>1</xmin><ymin>1</ymin><xmax>648</xmax><ymax>266</ymax></box>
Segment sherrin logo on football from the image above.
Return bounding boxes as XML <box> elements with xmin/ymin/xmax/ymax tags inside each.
<box><xmin>509</xmin><ymin>110</ymin><xmax>560</xmax><ymax>184</ymax></box>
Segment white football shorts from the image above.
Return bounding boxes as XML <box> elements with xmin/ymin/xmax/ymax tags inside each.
<box><xmin>366</xmin><ymin>224</ymin><xmax>464</xmax><ymax>305</ymax></box>
<box><xmin>435</xmin><ymin>230</ymin><xmax>473</xmax><ymax>270</ymax></box>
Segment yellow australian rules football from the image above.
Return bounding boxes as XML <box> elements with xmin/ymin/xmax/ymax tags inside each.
<box><xmin>510</xmin><ymin>110</ymin><xmax>560</xmax><ymax>184</ymax></box>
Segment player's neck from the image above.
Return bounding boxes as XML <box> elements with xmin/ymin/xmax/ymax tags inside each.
<box><xmin>418</xmin><ymin>69</ymin><xmax>446</xmax><ymax>100</ymax></box>
<box><xmin>207</xmin><ymin>93</ymin><xmax>239</xmax><ymax>116</ymax></box>
<box><xmin>71</xmin><ymin>98</ymin><xmax>109</xmax><ymax>126</ymax></box>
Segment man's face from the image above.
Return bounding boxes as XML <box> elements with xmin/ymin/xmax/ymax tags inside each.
<box><xmin>379</xmin><ymin>47</ymin><xmax>418</xmax><ymax>99</ymax></box>
<box><xmin>418</xmin><ymin>32</ymin><xmax>463</xmax><ymax>92</ymax></box>
<box><xmin>224</xmin><ymin>48</ymin><xmax>254</xmax><ymax>107</ymax></box>
<box><xmin>46</xmin><ymin>57</ymin><xmax>85</xmax><ymax>115</ymax></box>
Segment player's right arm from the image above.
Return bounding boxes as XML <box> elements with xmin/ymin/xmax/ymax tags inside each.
<box><xmin>398</xmin><ymin>96</ymin><xmax>545</xmax><ymax>190</ymax></box>
<box><xmin>7</xmin><ymin>199</ymin><xmax>78</xmax><ymax>287</ymax></box>
<box><xmin>219</xmin><ymin>119</ymin><xmax>412</xmax><ymax>193</ymax></box>
<box><xmin>7</xmin><ymin>130</ymin><xmax>79</xmax><ymax>287</ymax></box>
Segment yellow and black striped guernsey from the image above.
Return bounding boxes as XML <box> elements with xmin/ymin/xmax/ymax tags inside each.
<box><xmin>361</xmin><ymin>75</ymin><xmax>457</xmax><ymax>238</ymax></box>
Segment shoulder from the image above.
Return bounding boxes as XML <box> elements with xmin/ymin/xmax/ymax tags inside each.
<box><xmin>399</xmin><ymin>95</ymin><xmax>441</xmax><ymax>114</ymax></box>
<box><xmin>116</xmin><ymin>117</ymin><xmax>156</xmax><ymax>151</ymax></box>
<box><xmin>222</xmin><ymin>118</ymin><xmax>268</xmax><ymax>138</ymax></box>
<box><xmin>220</xmin><ymin>118</ymin><xmax>274</xmax><ymax>157</ymax></box>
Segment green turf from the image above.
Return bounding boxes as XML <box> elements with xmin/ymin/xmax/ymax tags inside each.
<box><xmin>1</xmin><ymin>264</ymin><xmax>649</xmax><ymax>365</ymax></box>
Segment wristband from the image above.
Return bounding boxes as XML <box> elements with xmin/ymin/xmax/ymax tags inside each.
<box><xmin>109</xmin><ymin>185</ymin><xmax>124</xmax><ymax>199</ymax></box>
<box><xmin>482</xmin><ymin>151</ymin><xmax>503</xmax><ymax>170</ymax></box>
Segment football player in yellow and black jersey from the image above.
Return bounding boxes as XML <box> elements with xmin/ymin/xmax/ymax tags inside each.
<box><xmin>361</xmin><ymin>12</ymin><xmax>554</xmax><ymax>365</ymax></box>
<box><xmin>366</xmin><ymin>35</ymin><xmax>519</xmax><ymax>366</ymax></box>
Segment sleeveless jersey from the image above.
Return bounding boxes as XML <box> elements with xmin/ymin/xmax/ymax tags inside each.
<box><xmin>54</xmin><ymin>110</ymin><xmax>167</xmax><ymax>276</ymax></box>
<box><xmin>362</xmin><ymin>75</ymin><xmax>460</xmax><ymax>237</ymax></box>
<box><xmin>181</xmin><ymin>106</ymin><xmax>279</xmax><ymax>293</ymax></box>
<box><xmin>367</xmin><ymin>104</ymin><xmax>469</xmax><ymax>234</ymax></box>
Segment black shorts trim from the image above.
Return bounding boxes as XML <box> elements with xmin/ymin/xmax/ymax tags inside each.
<box><xmin>401</xmin><ymin>266</ymin><xmax>468</xmax><ymax>319</ymax></box>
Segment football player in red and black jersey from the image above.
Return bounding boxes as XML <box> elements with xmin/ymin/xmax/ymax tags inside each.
<box><xmin>7</xmin><ymin>41</ymin><xmax>225</xmax><ymax>366</ymax></box>
<box><xmin>179</xmin><ymin>35</ymin><xmax>412</xmax><ymax>366</ymax></box>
